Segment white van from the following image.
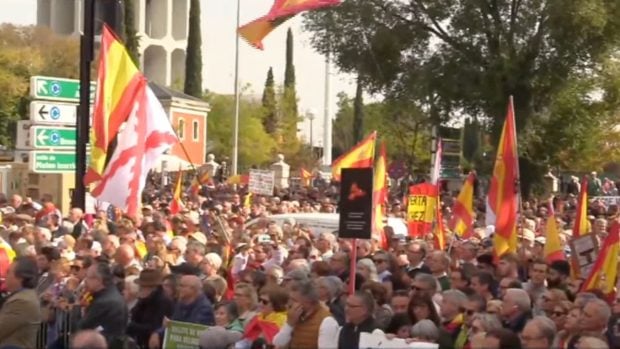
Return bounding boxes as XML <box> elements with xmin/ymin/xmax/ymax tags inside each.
<box><xmin>245</xmin><ymin>213</ymin><xmax>408</xmax><ymax>238</ymax></box>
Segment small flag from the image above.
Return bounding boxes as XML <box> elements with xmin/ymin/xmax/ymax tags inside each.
<box><xmin>581</xmin><ymin>222</ymin><xmax>619</xmax><ymax>297</ymax></box>
<box><xmin>300</xmin><ymin>168</ymin><xmax>312</xmax><ymax>187</ymax></box>
<box><xmin>372</xmin><ymin>142</ymin><xmax>388</xmax><ymax>249</ymax></box>
<box><xmin>331</xmin><ymin>131</ymin><xmax>377</xmax><ymax>182</ymax></box>
<box><xmin>543</xmin><ymin>200</ymin><xmax>565</xmax><ymax>263</ymax></box>
<box><xmin>573</xmin><ymin>176</ymin><xmax>590</xmax><ymax>237</ymax></box>
<box><xmin>450</xmin><ymin>172</ymin><xmax>476</xmax><ymax>238</ymax></box>
<box><xmin>170</xmin><ymin>169</ymin><xmax>184</xmax><ymax>214</ymax></box>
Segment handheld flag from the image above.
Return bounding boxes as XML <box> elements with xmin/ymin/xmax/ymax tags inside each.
<box><xmin>580</xmin><ymin>222</ymin><xmax>619</xmax><ymax>297</ymax></box>
<box><xmin>300</xmin><ymin>168</ymin><xmax>313</xmax><ymax>186</ymax></box>
<box><xmin>543</xmin><ymin>199</ymin><xmax>565</xmax><ymax>263</ymax></box>
<box><xmin>331</xmin><ymin>131</ymin><xmax>377</xmax><ymax>182</ymax></box>
<box><xmin>430</xmin><ymin>138</ymin><xmax>442</xmax><ymax>184</ymax></box>
<box><xmin>490</xmin><ymin>97</ymin><xmax>520</xmax><ymax>258</ymax></box>
<box><xmin>450</xmin><ymin>172</ymin><xmax>476</xmax><ymax>238</ymax></box>
<box><xmin>573</xmin><ymin>177</ymin><xmax>590</xmax><ymax>237</ymax></box>
<box><xmin>433</xmin><ymin>191</ymin><xmax>446</xmax><ymax>250</ymax></box>
<box><xmin>170</xmin><ymin>169</ymin><xmax>184</xmax><ymax>214</ymax></box>
<box><xmin>372</xmin><ymin>142</ymin><xmax>388</xmax><ymax>249</ymax></box>
<box><xmin>85</xmin><ymin>25</ymin><xmax>143</xmax><ymax>184</ymax></box>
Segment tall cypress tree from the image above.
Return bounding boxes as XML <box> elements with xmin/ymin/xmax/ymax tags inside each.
<box><xmin>283</xmin><ymin>28</ymin><xmax>297</xmax><ymax>116</ymax></box>
<box><xmin>184</xmin><ymin>0</ymin><xmax>203</xmax><ymax>97</ymax></box>
<box><xmin>123</xmin><ymin>0</ymin><xmax>140</xmax><ymax>66</ymax></box>
<box><xmin>352</xmin><ymin>74</ymin><xmax>364</xmax><ymax>143</ymax></box>
<box><xmin>262</xmin><ymin>67</ymin><xmax>278</xmax><ymax>135</ymax></box>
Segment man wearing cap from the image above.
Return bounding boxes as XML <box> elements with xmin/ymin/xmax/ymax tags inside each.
<box><xmin>127</xmin><ymin>269</ymin><xmax>174</xmax><ymax>349</ymax></box>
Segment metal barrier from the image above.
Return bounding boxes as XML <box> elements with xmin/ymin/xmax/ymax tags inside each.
<box><xmin>36</xmin><ymin>308</ymin><xmax>74</xmax><ymax>349</ymax></box>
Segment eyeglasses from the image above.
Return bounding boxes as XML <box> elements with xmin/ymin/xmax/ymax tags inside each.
<box><xmin>551</xmin><ymin>311</ymin><xmax>566</xmax><ymax>317</ymax></box>
<box><xmin>259</xmin><ymin>298</ymin><xmax>270</xmax><ymax>305</ymax></box>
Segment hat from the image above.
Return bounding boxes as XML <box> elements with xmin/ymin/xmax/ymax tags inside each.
<box><xmin>521</xmin><ymin>228</ymin><xmax>535</xmax><ymax>242</ymax></box>
<box><xmin>134</xmin><ymin>269</ymin><xmax>163</xmax><ymax>287</ymax></box>
<box><xmin>189</xmin><ymin>232</ymin><xmax>207</xmax><ymax>245</ymax></box>
<box><xmin>142</xmin><ymin>205</ymin><xmax>154</xmax><ymax>212</ymax></box>
<box><xmin>169</xmin><ymin>263</ymin><xmax>201</xmax><ymax>276</ymax></box>
<box><xmin>534</xmin><ymin>236</ymin><xmax>546</xmax><ymax>245</ymax></box>
<box><xmin>184</xmin><ymin>211</ymin><xmax>200</xmax><ymax>225</ymax></box>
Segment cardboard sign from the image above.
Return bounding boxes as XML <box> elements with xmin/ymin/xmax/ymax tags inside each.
<box><xmin>338</xmin><ymin>168</ymin><xmax>373</xmax><ymax>239</ymax></box>
<box><xmin>163</xmin><ymin>320</ymin><xmax>209</xmax><ymax>349</ymax></box>
<box><xmin>248</xmin><ymin>169</ymin><xmax>275</xmax><ymax>196</ymax></box>
<box><xmin>569</xmin><ymin>234</ymin><xmax>600</xmax><ymax>278</ymax></box>
<box><xmin>407</xmin><ymin>183</ymin><xmax>437</xmax><ymax>238</ymax></box>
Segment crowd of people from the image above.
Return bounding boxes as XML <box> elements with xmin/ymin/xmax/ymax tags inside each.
<box><xmin>0</xmin><ymin>175</ymin><xmax>618</xmax><ymax>349</ymax></box>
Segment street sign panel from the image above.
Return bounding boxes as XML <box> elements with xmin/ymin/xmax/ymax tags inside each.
<box><xmin>30</xmin><ymin>101</ymin><xmax>79</xmax><ymax>124</ymax></box>
<box><xmin>30</xmin><ymin>126</ymin><xmax>76</xmax><ymax>149</ymax></box>
<box><xmin>29</xmin><ymin>76</ymin><xmax>95</xmax><ymax>102</ymax></box>
<box><xmin>15</xmin><ymin>121</ymin><xmax>32</xmax><ymax>149</ymax></box>
<box><xmin>29</xmin><ymin>151</ymin><xmax>78</xmax><ymax>173</ymax></box>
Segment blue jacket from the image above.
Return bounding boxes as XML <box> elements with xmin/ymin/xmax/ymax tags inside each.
<box><xmin>171</xmin><ymin>293</ymin><xmax>215</xmax><ymax>326</ymax></box>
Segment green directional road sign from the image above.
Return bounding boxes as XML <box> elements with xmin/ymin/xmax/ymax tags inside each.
<box><xmin>30</xmin><ymin>76</ymin><xmax>96</xmax><ymax>102</ymax></box>
<box><xmin>29</xmin><ymin>151</ymin><xmax>78</xmax><ymax>173</ymax></box>
<box><xmin>30</xmin><ymin>126</ymin><xmax>76</xmax><ymax>149</ymax></box>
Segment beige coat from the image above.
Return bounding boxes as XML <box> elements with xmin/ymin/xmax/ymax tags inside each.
<box><xmin>0</xmin><ymin>288</ymin><xmax>42</xmax><ymax>348</ymax></box>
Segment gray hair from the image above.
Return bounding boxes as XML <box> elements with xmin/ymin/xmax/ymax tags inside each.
<box><xmin>578</xmin><ymin>336</ymin><xmax>609</xmax><ymax>349</ymax></box>
<box><xmin>529</xmin><ymin>316</ymin><xmax>557</xmax><ymax>345</ymax></box>
<box><xmin>357</xmin><ymin>258</ymin><xmax>379</xmax><ymax>282</ymax></box>
<box><xmin>186</xmin><ymin>240</ymin><xmax>206</xmax><ymax>255</ymax></box>
<box><xmin>585</xmin><ymin>298</ymin><xmax>612</xmax><ymax>324</ymax></box>
<box><xmin>442</xmin><ymin>289</ymin><xmax>468</xmax><ymax>308</ymax></box>
<box><xmin>411</xmin><ymin>319</ymin><xmax>439</xmax><ymax>341</ymax></box>
<box><xmin>317</xmin><ymin>276</ymin><xmax>343</xmax><ymax>299</ymax></box>
<box><xmin>471</xmin><ymin>313</ymin><xmax>502</xmax><ymax>332</ymax></box>
<box><xmin>505</xmin><ymin>288</ymin><xmax>531</xmax><ymax>312</ymax></box>
<box><xmin>414</xmin><ymin>273</ymin><xmax>438</xmax><ymax>294</ymax></box>
<box><xmin>290</xmin><ymin>280</ymin><xmax>320</xmax><ymax>303</ymax></box>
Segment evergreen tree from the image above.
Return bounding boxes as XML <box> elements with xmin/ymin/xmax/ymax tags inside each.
<box><xmin>184</xmin><ymin>0</ymin><xmax>203</xmax><ymax>97</ymax></box>
<box><xmin>283</xmin><ymin>28</ymin><xmax>297</xmax><ymax>116</ymax></box>
<box><xmin>352</xmin><ymin>74</ymin><xmax>364</xmax><ymax>143</ymax></box>
<box><xmin>262</xmin><ymin>67</ymin><xmax>278</xmax><ymax>135</ymax></box>
<box><xmin>123</xmin><ymin>0</ymin><xmax>140</xmax><ymax>66</ymax></box>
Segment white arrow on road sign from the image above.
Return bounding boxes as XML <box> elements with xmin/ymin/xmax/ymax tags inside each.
<box><xmin>29</xmin><ymin>101</ymin><xmax>82</xmax><ymax>125</ymax></box>
<box><xmin>36</xmin><ymin>130</ymin><xmax>49</xmax><ymax>144</ymax></box>
<box><xmin>36</xmin><ymin>79</ymin><xmax>48</xmax><ymax>95</ymax></box>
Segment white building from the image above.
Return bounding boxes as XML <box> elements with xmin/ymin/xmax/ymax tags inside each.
<box><xmin>36</xmin><ymin>0</ymin><xmax>189</xmax><ymax>86</ymax></box>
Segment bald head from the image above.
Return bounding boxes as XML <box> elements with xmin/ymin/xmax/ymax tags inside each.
<box><xmin>115</xmin><ymin>243</ymin><xmax>135</xmax><ymax>266</ymax></box>
<box><xmin>182</xmin><ymin>275</ymin><xmax>202</xmax><ymax>292</ymax></box>
<box><xmin>71</xmin><ymin>330</ymin><xmax>107</xmax><ymax>349</ymax></box>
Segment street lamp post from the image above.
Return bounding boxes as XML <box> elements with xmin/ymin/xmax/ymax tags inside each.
<box><xmin>231</xmin><ymin>0</ymin><xmax>241</xmax><ymax>176</ymax></box>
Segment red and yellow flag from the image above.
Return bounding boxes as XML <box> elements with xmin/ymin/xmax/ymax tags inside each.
<box><xmin>331</xmin><ymin>131</ymin><xmax>377</xmax><ymax>182</ymax></box>
<box><xmin>189</xmin><ymin>171</ymin><xmax>210</xmax><ymax>196</ymax></box>
<box><xmin>226</xmin><ymin>174</ymin><xmax>250</xmax><ymax>185</ymax></box>
<box><xmin>238</xmin><ymin>0</ymin><xmax>341</xmax><ymax>49</ymax></box>
<box><xmin>170</xmin><ymin>170</ymin><xmax>184</xmax><ymax>215</ymax></box>
<box><xmin>573</xmin><ymin>177</ymin><xmax>590</xmax><ymax>237</ymax></box>
<box><xmin>372</xmin><ymin>142</ymin><xmax>388</xmax><ymax>249</ymax></box>
<box><xmin>544</xmin><ymin>200</ymin><xmax>565</xmax><ymax>263</ymax></box>
<box><xmin>300</xmin><ymin>168</ymin><xmax>312</xmax><ymax>186</ymax></box>
<box><xmin>85</xmin><ymin>25</ymin><xmax>143</xmax><ymax>185</ymax></box>
<box><xmin>581</xmin><ymin>222</ymin><xmax>619</xmax><ymax>297</ymax></box>
<box><xmin>407</xmin><ymin>183</ymin><xmax>437</xmax><ymax>238</ymax></box>
<box><xmin>433</xmin><ymin>189</ymin><xmax>446</xmax><ymax>250</ymax></box>
<box><xmin>450</xmin><ymin>172</ymin><xmax>476</xmax><ymax>238</ymax></box>
<box><xmin>490</xmin><ymin>98</ymin><xmax>520</xmax><ymax>258</ymax></box>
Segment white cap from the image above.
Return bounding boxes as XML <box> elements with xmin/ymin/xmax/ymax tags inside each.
<box><xmin>535</xmin><ymin>236</ymin><xmax>546</xmax><ymax>245</ymax></box>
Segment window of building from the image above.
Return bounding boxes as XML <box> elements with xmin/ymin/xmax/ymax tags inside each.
<box><xmin>178</xmin><ymin>118</ymin><xmax>185</xmax><ymax>140</ymax></box>
<box><xmin>192</xmin><ymin>120</ymin><xmax>199</xmax><ymax>141</ymax></box>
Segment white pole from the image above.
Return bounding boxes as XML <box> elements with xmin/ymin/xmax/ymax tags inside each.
<box><xmin>231</xmin><ymin>0</ymin><xmax>241</xmax><ymax>176</ymax></box>
<box><xmin>322</xmin><ymin>52</ymin><xmax>332</xmax><ymax>166</ymax></box>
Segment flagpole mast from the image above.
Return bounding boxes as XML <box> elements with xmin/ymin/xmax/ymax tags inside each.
<box><xmin>231</xmin><ymin>0</ymin><xmax>241</xmax><ymax>176</ymax></box>
<box><xmin>73</xmin><ymin>0</ymin><xmax>95</xmax><ymax>210</ymax></box>
<box><xmin>322</xmin><ymin>51</ymin><xmax>332</xmax><ymax>166</ymax></box>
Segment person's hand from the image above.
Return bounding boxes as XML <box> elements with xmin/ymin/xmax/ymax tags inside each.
<box><xmin>162</xmin><ymin>316</ymin><xmax>170</xmax><ymax>328</ymax></box>
<box><xmin>385</xmin><ymin>333</ymin><xmax>396</xmax><ymax>340</ymax></box>
<box><xmin>148</xmin><ymin>333</ymin><xmax>160</xmax><ymax>349</ymax></box>
<box><xmin>286</xmin><ymin>304</ymin><xmax>304</xmax><ymax>327</ymax></box>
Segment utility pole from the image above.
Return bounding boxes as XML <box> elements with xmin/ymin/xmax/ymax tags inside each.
<box><xmin>73</xmin><ymin>0</ymin><xmax>95</xmax><ymax>210</ymax></box>
<box><xmin>231</xmin><ymin>0</ymin><xmax>241</xmax><ymax>176</ymax></box>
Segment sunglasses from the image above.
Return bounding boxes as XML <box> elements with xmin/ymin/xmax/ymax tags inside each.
<box><xmin>259</xmin><ymin>298</ymin><xmax>270</xmax><ymax>305</ymax></box>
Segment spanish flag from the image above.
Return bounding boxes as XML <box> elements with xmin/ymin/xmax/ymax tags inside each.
<box><xmin>189</xmin><ymin>171</ymin><xmax>210</xmax><ymax>196</ymax></box>
<box><xmin>238</xmin><ymin>0</ymin><xmax>341</xmax><ymax>49</ymax></box>
<box><xmin>331</xmin><ymin>131</ymin><xmax>377</xmax><ymax>182</ymax></box>
<box><xmin>243</xmin><ymin>311</ymin><xmax>287</xmax><ymax>343</ymax></box>
<box><xmin>226</xmin><ymin>174</ymin><xmax>250</xmax><ymax>185</ymax></box>
<box><xmin>372</xmin><ymin>142</ymin><xmax>388</xmax><ymax>249</ymax></box>
<box><xmin>544</xmin><ymin>200</ymin><xmax>565</xmax><ymax>263</ymax></box>
<box><xmin>490</xmin><ymin>97</ymin><xmax>520</xmax><ymax>258</ymax></box>
<box><xmin>580</xmin><ymin>222</ymin><xmax>619</xmax><ymax>297</ymax></box>
<box><xmin>433</xmin><ymin>193</ymin><xmax>446</xmax><ymax>250</ymax></box>
<box><xmin>300</xmin><ymin>168</ymin><xmax>312</xmax><ymax>186</ymax></box>
<box><xmin>450</xmin><ymin>172</ymin><xmax>476</xmax><ymax>238</ymax></box>
<box><xmin>85</xmin><ymin>25</ymin><xmax>143</xmax><ymax>184</ymax></box>
<box><xmin>572</xmin><ymin>176</ymin><xmax>590</xmax><ymax>237</ymax></box>
<box><xmin>0</xmin><ymin>240</ymin><xmax>15</xmax><ymax>292</ymax></box>
<box><xmin>170</xmin><ymin>169</ymin><xmax>184</xmax><ymax>215</ymax></box>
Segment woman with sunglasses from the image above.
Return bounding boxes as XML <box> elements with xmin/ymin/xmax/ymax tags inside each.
<box><xmin>238</xmin><ymin>285</ymin><xmax>288</xmax><ymax>349</ymax></box>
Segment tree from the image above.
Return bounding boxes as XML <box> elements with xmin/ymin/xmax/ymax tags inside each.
<box><xmin>283</xmin><ymin>28</ymin><xmax>298</xmax><ymax>117</ymax></box>
<box><xmin>184</xmin><ymin>0</ymin><xmax>203</xmax><ymax>98</ymax></box>
<box><xmin>462</xmin><ymin>117</ymin><xmax>481</xmax><ymax>163</ymax></box>
<box><xmin>204</xmin><ymin>91</ymin><xmax>276</xmax><ymax>168</ymax></box>
<box><xmin>261</xmin><ymin>67</ymin><xmax>278</xmax><ymax>135</ymax></box>
<box><xmin>0</xmin><ymin>25</ymin><xmax>79</xmax><ymax>147</ymax></box>
<box><xmin>352</xmin><ymin>74</ymin><xmax>364</xmax><ymax>143</ymax></box>
<box><xmin>304</xmin><ymin>0</ymin><xmax>620</xmax><ymax>193</ymax></box>
<box><xmin>123</xmin><ymin>0</ymin><xmax>140</xmax><ymax>66</ymax></box>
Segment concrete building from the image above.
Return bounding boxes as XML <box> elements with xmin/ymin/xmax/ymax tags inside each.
<box><xmin>36</xmin><ymin>0</ymin><xmax>189</xmax><ymax>86</ymax></box>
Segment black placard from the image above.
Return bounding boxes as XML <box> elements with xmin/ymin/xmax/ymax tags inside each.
<box><xmin>338</xmin><ymin>168</ymin><xmax>373</xmax><ymax>239</ymax></box>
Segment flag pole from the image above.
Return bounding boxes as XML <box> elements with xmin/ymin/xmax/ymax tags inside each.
<box><xmin>322</xmin><ymin>51</ymin><xmax>332</xmax><ymax>166</ymax></box>
<box><xmin>73</xmin><ymin>0</ymin><xmax>95</xmax><ymax>210</ymax></box>
<box><xmin>231</xmin><ymin>0</ymin><xmax>241</xmax><ymax>176</ymax></box>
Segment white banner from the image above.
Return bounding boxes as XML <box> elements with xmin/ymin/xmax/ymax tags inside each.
<box><xmin>249</xmin><ymin>169</ymin><xmax>275</xmax><ymax>196</ymax></box>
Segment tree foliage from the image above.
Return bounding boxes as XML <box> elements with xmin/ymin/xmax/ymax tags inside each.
<box><xmin>0</xmin><ymin>25</ymin><xmax>79</xmax><ymax>147</ymax></box>
<box><xmin>123</xmin><ymin>0</ymin><xmax>140</xmax><ymax>66</ymax></box>
<box><xmin>261</xmin><ymin>67</ymin><xmax>278</xmax><ymax>135</ymax></box>
<box><xmin>283</xmin><ymin>28</ymin><xmax>298</xmax><ymax>117</ymax></box>
<box><xmin>352</xmin><ymin>74</ymin><xmax>364</xmax><ymax>143</ymax></box>
<box><xmin>304</xmin><ymin>0</ymin><xmax>620</xmax><ymax>192</ymax></box>
<box><xmin>204</xmin><ymin>92</ymin><xmax>276</xmax><ymax>168</ymax></box>
<box><xmin>184</xmin><ymin>0</ymin><xmax>203</xmax><ymax>98</ymax></box>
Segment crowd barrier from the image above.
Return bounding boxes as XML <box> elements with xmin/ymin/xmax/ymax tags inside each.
<box><xmin>36</xmin><ymin>309</ymin><xmax>74</xmax><ymax>349</ymax></box>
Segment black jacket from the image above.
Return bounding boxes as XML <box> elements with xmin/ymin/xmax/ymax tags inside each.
<box><xmin>127</xmin><ymin>286</ymin><xmax>174</xmax><ymax>349</ymax></box>
<box><xmin>337</xmin><ymin>317</ymin><xmax>376</xmax><ymax>349</ymax></box>
<box><xmin>78</xmin><ymin>285</ymin><xmax>128</xmax><ymax>343</ymax></box>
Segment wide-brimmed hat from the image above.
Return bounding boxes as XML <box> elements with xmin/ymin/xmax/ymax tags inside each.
<box><xmin>134</xmin><ymin>269</ymin><xmax>163</xmax><ymax>287</ymax></box>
